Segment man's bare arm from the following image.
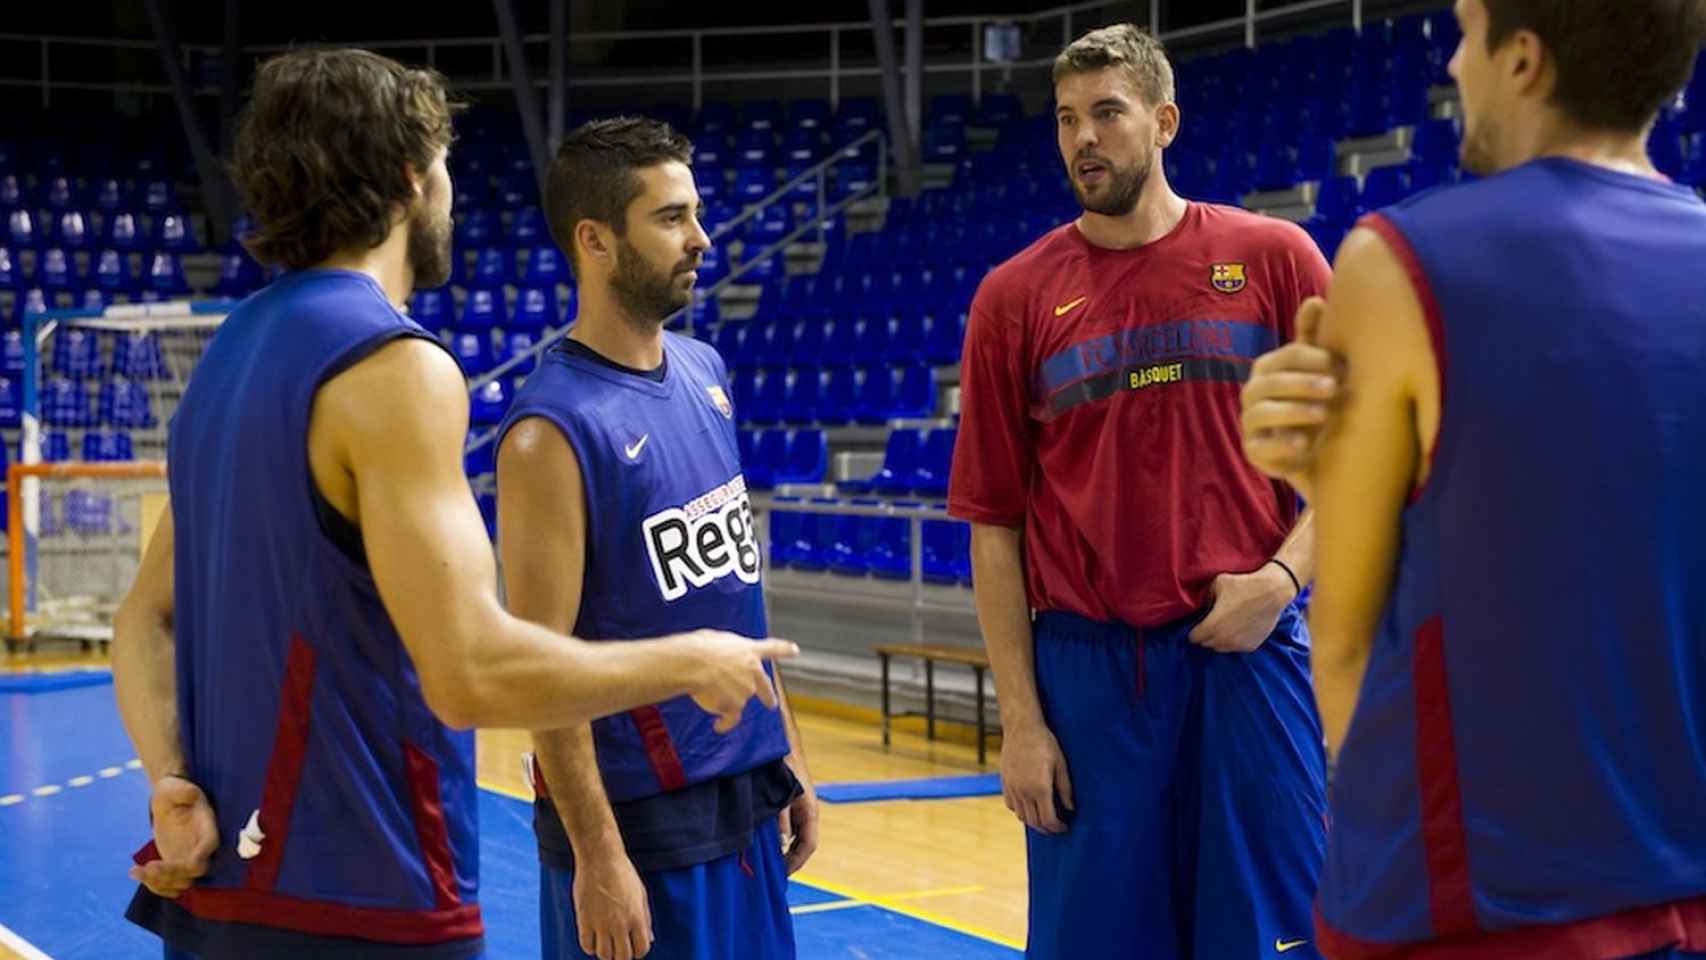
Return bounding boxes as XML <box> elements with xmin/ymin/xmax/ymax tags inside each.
<box><xmin>113</xmin><ymin>508</ymin><xmax>183</xmax><ymax>783</ymax></box>
<box><xmin>1308</xmin><ymin>227</ymin><xmax>1436</xmax><ymax>759</ymax></box>
<box><xmin>316</xmin><ymin>338</ymin><xmax>792</xmax><ymax>731</ymax></box>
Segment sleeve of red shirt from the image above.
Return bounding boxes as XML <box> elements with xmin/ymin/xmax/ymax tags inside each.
<box><xmin>1274</xmin><ymin>223</ymin><xmax>1335</xmax><ymax>340</ymax></box>
<box><xmin>947</xmin><ymin>273</ymin><xmax>1031</xmax><ymax>528</ymax></box>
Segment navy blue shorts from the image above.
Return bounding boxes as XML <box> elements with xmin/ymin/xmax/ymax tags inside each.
<box><xmin>1024</xmin><ymin>606</ymin><xmax>1329</xmax><ymax>959</ymax></box>
<box><xmin>539</xmin><ymin>816</ymin><xmax>793</xmax><ymax>960</ymax></box>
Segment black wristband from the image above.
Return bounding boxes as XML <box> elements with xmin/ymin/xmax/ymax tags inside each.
<box><xmin>1267</xmin><ymin>557</ymin><xmax>1302</xmax><ymax>599</ymax></box>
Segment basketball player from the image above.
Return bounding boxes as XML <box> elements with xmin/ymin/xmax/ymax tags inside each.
<box><xmin>110</xmin><ymin>50</ymin><xmax>796</xmax><ymax>960</ymax></box>
<box><xmin>948</xmin><ymin>23</ymin><xmax>1331</xmax><ymax>960</ymax></box>
<box><xmin>494</xmin><ymin>117</ymin><xmax>812</xmax><ymax>960</ymax></box>
<box><xmin>1240</xmin><ymin>1</ymin><xmax>1706</xmax><ymax>957</ymax></box>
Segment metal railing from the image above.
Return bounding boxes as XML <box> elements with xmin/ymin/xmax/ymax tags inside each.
<box><xmin>0</xmin><ymin>0</ymin><xmax>1402</xmax><ymax>109</ymax></box>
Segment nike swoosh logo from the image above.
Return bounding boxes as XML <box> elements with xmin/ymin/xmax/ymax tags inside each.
<box><xmin>624</xmin><ymin>435</ymin><xmax>649</xmax><ymax>460</ymax></box>
<box><xmin>1054</xmin><ymin>296</ymin><xmax>1088</xmax><ymax>317</ymax></box>
<box><xmin>1276</xmin><ymin>939</ymin><xmax>1310</xmax><ymax>953</ymax></box>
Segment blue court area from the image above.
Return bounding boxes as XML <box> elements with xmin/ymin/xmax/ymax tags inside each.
<box><xmin>0</xmin><ymin>682</ymin><xmax>1019</xmax><ymax>959</ymax></box>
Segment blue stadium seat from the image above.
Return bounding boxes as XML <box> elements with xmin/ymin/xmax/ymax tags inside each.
<box><xmin>52</xmin><ymin>211</ymin><xmax>91</xmax><ymax>252</ymax></box>
<box><xmin>713</xmin><ymin>322</ymin><xmax>746</xmax><ymax>367</ymax></box>
<box><xmin>743</xmin><ymin>100</ymin><xmax>784</xmax><ymax>132</ymax></box>
<box><xmin>510</xmin><ymin>285</ymin><xmax>559</xmax><ymax>332</ymax></box>
<box><xmin>791</xmin><ymin>99</ymin><xmax>831</xmax><ymax>131</ymax></box>
<box><xmin>767</xmin><ymin>498</ymin><xmax>802</xmax><ymax>568</ymax></box>
<box><xmin>93</xmin><ymin>178</ymin><xmax>128</xmax><ymax>213</ymax></box>
<box><xmin>852</xmin><ymin>364</ymin><xmax>896</xmax><ymax>425</ymax></box>
<box><xmin>1406</xmin><ymin>160</ymin><xmax>1451</xmax><ymax>195</ymax></box>
<box><xmin>470</xmin><ymin>378</ymin><xmax>509</xmax><ymax>426</ymax></box>
<box><xmin>783</xmin><ymin>368</ymin><xmax>822</xmax><ymax>425</ymax></box>
<box><xmin>1682</xmin><ymin>134</ymin><xmax>1706</xmax><ymax>187</ymax></box>
<box><xmin>1314</xmin><ymin>175</ymin><xmax>1362</xmax><ymax>224</ymax></box>
<box><xmin>974</xmin><ymin>93</ymin><xmax>1022</xmax><ymax>127</ymax></box>
<box><xmin>451</xmin><ymin>331</ymin><xmax>496</xmax><ymax>376</ymax></box>
<box><xmin>455</xmin><ymin>209</ymin><xmax>497</xmax><ymax>251</ymax></box>
<box><xmin>470</xmin><ymin>247</ymin><xmax>517</xmax><ymax>288</ymax></box>
<box><xmin>840</xmin><ymin>428</ymin><xmax>922</xmax><ymax>495</ymax></box>
<box><xmin>851</xmin><ymin>315</ymin><xmax>893</xmax><ymax>368</ymax></box>
<box><xmin>1360</xmin><ymin>165</ymin><xmax>1409</xmax><ymax>210</ymax></box>
<box><xmin>496</xmin><ymin>170</ymin><xmax>537</xmax><ymax>210</ymax></box>
<box><xmin>8</xmin><ymin>210</ymin><xmax>36</xmax><ymax>249</ymax></box>
<box><xmin>1411</xmin><ymin>117</ymin><xmax>1460</xmax><ymax>166</ymax></box>
<box><xmin>790</xmin><ymin>316</ymin><xmax>827</xmax><ymax>367</ymax></box>
<box><xmin>410</xmin><ymin>287</ymin><xmax>453</xmax><ymax>330</ymax></box>
<box><xmin>730</xmin><ymin>366</ymin><xmax>758</xmax><ymax>419</ymax></box>
<box><xmin>734</xmin><ymin>167</ymin><xmax>775</xmax><ymax>202</ymax></box>
<box><xmin>109</xmin><ymin>333</ymin><xmax>165</xmax><ymax>381</ymax></box>
<box><xmin>13</xmin><ymin>287</ymin><xmax>48</xmax><ymax>325</ymax></box>
<box><xmin>922</xmin><ymin>517</ymin><xmax>971</xmax><ymax>585</ymax></box>
<box><xmin>155</xmin><ymin>212</ymin><xmax>201</xmax><ymax>253</ymax></box>
<box><xmin>689</xmin><ymin>295</ymin><xmax>720</xmax><ymax>339</ymax></box>
<box><xmin>924</xmin><ymin>304</ymin><xmax>966</xmax><ymax>366</ymax></box>
<box><xmin>865</xmin><ymin>505</ymin><xmax>916</xmax><ymax>580</ymax></box>
<box><xmin>102</xmin><ymin>212</ymin><xmax>143</xmax><ymax>254</ymax></box>
<box><xmin>44</xmin><ymin>376</ymin><xmax>94</xmax><ymax>428</ymax></box>
<box><xmin>36</xmin><ymin>247</ymin><xmax>77</xmax><ymax>294</ymax></box>
<box><xmin>787</xmin><ymin>498</ymin><xmax>843</xmax><ymax>572</ymax></box>
<box><xmin>509</xmin><ymin>206</ymin><xmax>547</xmax><ymax>251</ymax></box>
<box><xmin>146</xmin><ymin>252</ymin><xmax>192</xmax><ymax>297</ymax></box>
<box><xmin>83</xmin><ymin>430</ymin><xmax>134</xmax><ymax>462</ymax></box>
<box><xmin>522</xmin><ymin>245</ymin><xmax>571</xmax><ymax>288</ymax></box>
<box><xmin>52</xmin><ymin>327</ymin><xmax>99</xmax><ymax>379</ymax></box>
<box><xmin>747</xmin><ymin>367</ymin><xmax>786</xmax><ymax>425</ymax></box>
<box><xmin>0</xmin><ymin>375</ymin><xmax>18</xmax><ymax>428</ymax></box>
<box><xmin>213</xmin><ymin>253</ymin><xmax>264</xmax><ymax>298</ymax></box>
<box><xmin>774</xmin><ymin>429</ymin><xmax>828</xmax><ymax>485</ymax></box>
<box><xmin>743</xmin><ymin>429</ymin><xmax>788</xmax><ymax>489</ymax></box>
<box><xmin>0</xmin><ymin>174</ymin><xmax>28</xmax><ymax>210</ymax></box>
<box><xmin>827</xmin><ymin>511</ymin><xmax>873</xmax><ymax>577</ymax></box>
<box><xmin>498</xmin><ymin>330</ymin><xmax>539</xmax><ymax>377</ymax></box>
<box><xmin>889</xmin><ymin>310</ymin><xmax>928</xmax><ymax>365</ymax></box>
<box><xmin>696</xmin><ymin>102</ymin><xmax>736</xmax><ymax>137</ymax></box>
<box><xmin>42</xmin><ymin>430</ymin><xmax>72</xmax><ymax>463</ymax></box>
<box><xmin>0</xmin><ymin>246</ymin><xmax>19</xmax><ymax>289</ymax></box>
<box><xmin>815</xmin><ymin>367</ymin><xmax>856</xmax><ymax>426</ymax></box>
<box><xmin>141</xmin><ymin>180</ymin><xmax>176</xmax><ymax>214</ymax></box>
<box><xmin>889</xmin><ymin>364</ymin><xmax>935</xmax><ymax>420</ymax></box>
<box><xmin>458</xmin><ymin>288</ymin><xmax>506</xmax><ymax>331</ymax></box>
<box><xmin>910</xmin><ymin>427</ymin><xmax>956</xmax><ymax>497</ymax></box>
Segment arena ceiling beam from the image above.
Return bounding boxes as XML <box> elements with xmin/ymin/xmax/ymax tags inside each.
<box><xmin>867</xmin><ymin>0</ymin><xmax>921</xmax><ymax>195</ymax></box>
<box><xmin>493</xmin><ymin>0</ymin><xmax>551</xmax><ymax>195</ymax></box>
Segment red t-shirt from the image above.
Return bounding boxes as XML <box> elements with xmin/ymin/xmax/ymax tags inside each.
<box><xmin>947</xmin><ymin>202</ymin><xmax>1331</xmax><ymax>628</ymax></box>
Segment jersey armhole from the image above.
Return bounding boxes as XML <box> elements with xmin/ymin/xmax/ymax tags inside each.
<box><xmin>1357</xmin><ymin>212</ymin><xmax>1448</xmax><ymax>506</ymax></box>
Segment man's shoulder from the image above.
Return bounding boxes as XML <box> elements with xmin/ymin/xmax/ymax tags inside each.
<box><xmin>1197</xmin><ymin>202</ymin><xmax>1317</xmax><ymax>257</ymax></box>
<box><xmin>975</xmin><ymin>222</ymin><xmax>1081</xmax><ymax>313</ymax></box>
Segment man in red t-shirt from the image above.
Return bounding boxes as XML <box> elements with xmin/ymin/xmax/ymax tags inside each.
<box><xmin>947</xmin><ymin>23</ymin><xmax>1330</xmax><ymax>959</ymax></box>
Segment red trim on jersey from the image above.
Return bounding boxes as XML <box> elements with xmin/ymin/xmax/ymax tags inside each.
<box><xmin>131</xmin><ymin>843</ymin><xmax>484</xmax><ymax>943</ymax></box>
<box><xmin>1412</xmin><ymin>615</ymin><xmax>1477</xmax><ymax>936</ymax></box>
<box><xmin>403</xmin><ymin>742</ymin><xmax>460</xmax><ymax>910</ymax></box>
<box><xmin>1315</xmin><ymin>895</ymin><xmax>1706</xmax><ymax>959</ymax></box>
<box><xmin>244</xmin><ymin>632</ymin><xmax>318</xmax><ymax>893</ymax></box>
<box><xmin>1359</xmin><ymin>213</ymin><xmax>1447</xmax><ymax>507</ymax></box>
<box><xmin>629</xmin><ymin>706</ymin><xmax>688</xmax><ymax>791</ymax></box>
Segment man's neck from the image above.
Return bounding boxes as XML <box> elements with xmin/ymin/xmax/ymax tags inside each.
<box><xmin>1520</xmin><ymin>115</ymin><xmax>1660</xmax><ymax>180</ymax></box>
<box><xmin>569</xmin><ymin>288</ymin><xmax>666</xmax><ymax>370</ymax></box>
<box><xmin>315</xmin><ymin>229</ymin><xmax>413</xmax><ymax>308</ymax></box>
<box><xmin>1074</xmin><ymin>174</ymin><xmax>1191</xmax><ymax>251</ymax></box>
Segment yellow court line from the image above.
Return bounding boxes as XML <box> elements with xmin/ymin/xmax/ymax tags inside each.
<box><xmin>475</xmin><ymin>782</ymin><xmax>1020</xmax><ymax>950</ymax></box>
<box><xmin>790</xmin><ymin>873</ymin><xmax>1024</xmax><ymax>950</ymax></box>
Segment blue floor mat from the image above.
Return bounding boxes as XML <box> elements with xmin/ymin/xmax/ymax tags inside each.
<box><xmin>0</xmin><ymin>670</ymin><xmax>112</xmax><ymax>694</ymax></box>
<box><xmin>816</xmin><ymin>773</ymin><xmax>1001</xmax><ymax>804</ymax></box>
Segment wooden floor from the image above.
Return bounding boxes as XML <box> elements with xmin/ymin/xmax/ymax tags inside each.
<box><xmin>477</xmin><ymin>706</ymin><xmax>1029</xmax><ymax>948</ymax></box>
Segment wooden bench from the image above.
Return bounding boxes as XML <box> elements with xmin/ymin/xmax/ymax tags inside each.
<box><xmin>873</xmin><ymin>642</ymin><xmax>995</xmax><ymax>765</ymax></box>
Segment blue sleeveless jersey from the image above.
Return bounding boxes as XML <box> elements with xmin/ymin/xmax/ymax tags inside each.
<box><xmin>154</xmin><ymin>270</ymin><xmax>482</xmax><ymax>946</ymax></box>
<box><xmin>1316</xmin><ymin>159</ymin><xmax>1706</xmax><ymax>958</ymax></box>
<box><xmin>496</xmin><ymin>333</ymin><xmax>789</xmax><ymax>803</ymax></box>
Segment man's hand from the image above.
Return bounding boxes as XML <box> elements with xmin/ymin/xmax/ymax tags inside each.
<box><xmin>683</xmin><ymin>633</ymin><xmax>798</xmax><ymax>733</ymax></box>
<box><xmin>1241</xmin><ymin>297</ymin><xmax>1344</xmax><ymax>501</ymax></box>
<box><xmin>1000</xmin><ymin>721</ymin><xmax>1073</xmax><ymax>834</ymax></box>
<box><xmin>778</xmin><ymin>777</ymin><xmax>820</xmax><ymax>875</ymax></box>
<box><xmin>573</xmin><ymin>853</ymin><xmax>653</xmax><ymax>960</ymax></box>
<box><xmin>1188</xmin><ymin>564</ymin><xmax>1296</xmax><ymax>654</ymax></box>
<box><xmin>129</xmin><ymin>776</ymin><xmax>217</xmax><ymax>899</ymax></box>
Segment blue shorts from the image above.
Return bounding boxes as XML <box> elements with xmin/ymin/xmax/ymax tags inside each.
<box><xmin>1024</xmin><ymin>606</ymin><xmax>1329</xmax><ymax>960</ymax></box>
<box><xmin>540</xmin><ymin>816</ymin><xmax>794</xmax><ymax>960</ymax></box>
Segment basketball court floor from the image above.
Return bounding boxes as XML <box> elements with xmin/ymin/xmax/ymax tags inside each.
<box><xmin>0</xmin><ymin>654</ymin><xmax>1025</xmax><ymax>959</ymax></box>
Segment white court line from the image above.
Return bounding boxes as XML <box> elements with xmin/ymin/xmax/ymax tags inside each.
<box><xmin>0</xmin><ymin>920</ymin><xmax>53</xmax><ymax>960</ymax></box>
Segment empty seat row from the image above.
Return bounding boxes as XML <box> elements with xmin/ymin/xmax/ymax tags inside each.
<box><xmin>729</xmin><ymin>364</ymin><xmax>937</xmax><ymax>427</ymax></box>
<box><xmin>768</xmin><ymin>500</ymin><xmax>970</xmax><ymax>585</ymax></box>
<box><xmin>737</xmin><ymin>429</ymin><xmax>828</xmax><ymax>489</ymax></box>
<box><xmin>4</xmin><ymin>208</ymin><xmax>201</xmax><ymax>254</ymax></box>
<box><xmin>838</xmin><ymin>427</ymin><xmax>955</xmax><ymax>498</ymax></box>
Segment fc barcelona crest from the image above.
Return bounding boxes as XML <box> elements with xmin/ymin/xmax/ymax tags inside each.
<box><xmin>1211</xmin><ymin>262</ymin><xmax>1247</xmax><ymax>294</ymax></box>
<box><xmin>707</xmin><ymin>385</ymin><xmax>734</xmax><ymax>419</ymax></box>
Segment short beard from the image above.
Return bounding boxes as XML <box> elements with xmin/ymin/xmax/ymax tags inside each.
<box><xmin>407</xmin><ymin>201</ymin><xmax>453</xmax><ymax>291</ymax></box>
<box><xmin>1071</xmin><ymin>149</ymin><xmax>1152</xmax><ymax>217</ymax></box>
<box><xmin>609</xmin><ymin>236</ymin><xmax>692</xmax><ymax>332</ymax></box>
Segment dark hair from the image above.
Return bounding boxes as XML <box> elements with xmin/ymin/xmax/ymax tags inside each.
<box><xmin>231</xmin><ymin>48</ymin><xmax>461</xmax><ymax>270</ymax></box>
<box><xmin>1483</xmin><ymin>0</ymin><xmax>1706</xmax><ymax>132</ymax></box>
<box><xmin>544</xmin><ymin>116</ymin><xmax>694</xmax><ymax>279</ymax></box>
<box><xmin>1053</xmin><ymin>23</ymin><xmax>1176</xmax><ymax>107</ymax></box>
